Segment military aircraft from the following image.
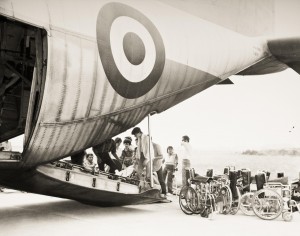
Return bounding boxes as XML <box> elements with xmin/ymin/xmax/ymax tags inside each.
<box><xmin>0</xmin><ymin>0</ymin><xmax>299</xmax><ymax>206</ymax></box>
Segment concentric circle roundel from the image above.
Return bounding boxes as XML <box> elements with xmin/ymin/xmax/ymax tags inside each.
<box><xmin>96</xmin><ymin>2</ymin><xmax>165</xmax><ymax>99</ymax></box>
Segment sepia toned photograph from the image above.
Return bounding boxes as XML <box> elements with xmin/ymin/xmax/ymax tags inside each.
<box><xmin>0</xmin><ymin>0</ymin><xmax>299</xmax><ymax>235</ymax></box>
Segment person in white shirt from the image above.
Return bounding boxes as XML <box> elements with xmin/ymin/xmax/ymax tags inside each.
<box><xmin>83</xmin><ymin>153</ymin><xmax>97</xmax><ymax>172</ymax></box>
<box><xmin>131</xmin><ymin>127</ymin><xmax>154</xmax><ymax>180</ymax></box>
<box><xmin>181</xmin><ymin>135</ymin><xmax>193</xmax><ymax>185</ymax></box>
<box><xmin>181</xmin><ymin>135</ymin><xmax>193</xmax><ymax>162</ymax></box>
<box><xmin>163</xmin><ymin>146</ymin><xmax>178</xmax><ymax>194</ymax></box>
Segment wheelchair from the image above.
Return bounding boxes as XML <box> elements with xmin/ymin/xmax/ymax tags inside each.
<box><xmin>179</xmin><ymin>168</ymin><xmax>217</xmax><ymax>218</ymax></box>
<box><xmin>212</xmin><ymin>174</ymin><xmax>234</xmax><ymax>215</ymax></box>
<box><xmin>215</xmin><ymin>167</ymin><xmax>242</xmax><ymax>215</ymax></box>
<box><xmin>251</xmin><ymin>173</ymin><xmax>300</xmax><ymax>221</ymax></box>
<box><xmin>239</xmin><ymin>170</ymin><xmax>274</xmax><ymax>216</ymax></box>
<box><xmin>236</xmin><ymin>169</ymin><xmax>256</xmax><ymax>216</ymax></box>
<box><xmin>179</xmin><ymin>168</ymin><xmax>237</xmax><ymax>218</ymax></box>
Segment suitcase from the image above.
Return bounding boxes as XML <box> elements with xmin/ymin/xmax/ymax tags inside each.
<box><xmin>229</xmin><ymin>171</ymin><xmax>239</xmax><ymax>200</ymax></box>
<box><xmin>255</xmin><ymin>173</ymin><xmax>266</xmax><ymax>191</ymax></box>
<box><xmin>241</xmin><ymin>169</ymin><xmax>251</xmax><ymax>192</ymax></box>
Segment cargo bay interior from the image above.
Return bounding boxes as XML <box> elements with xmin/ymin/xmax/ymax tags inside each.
<box><xmin>0</xmin><ymin>17</ymin><xmax>47</xmax><ymax>151</ymax></box>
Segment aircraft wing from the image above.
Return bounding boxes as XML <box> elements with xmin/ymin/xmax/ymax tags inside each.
<box><xmin>238</xmin><ymin>37</ymin><xmax>300</xmax><ymax>75</ymax></box>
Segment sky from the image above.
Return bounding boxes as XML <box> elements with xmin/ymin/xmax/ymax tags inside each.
<box><xmin>118</xmin><ymin>68</ymin><xmax>300</xmax><ymax>152</ymax></box>
<box><xmin>10</xmin><ymin>68</ymin><xmax>300</xmax><ymax>153</ymax></box>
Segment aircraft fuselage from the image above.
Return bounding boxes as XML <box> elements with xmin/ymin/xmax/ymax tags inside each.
<box><xmin>0</xmin><ymin>0</ymin><xmax>269</xmax><ymax>168</ymax></box>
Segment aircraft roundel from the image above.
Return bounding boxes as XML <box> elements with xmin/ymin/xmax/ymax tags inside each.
<box><xmin>96</xmin><ymin>2</ymin><xmax>165</xmax><ymax>99</ymax></box>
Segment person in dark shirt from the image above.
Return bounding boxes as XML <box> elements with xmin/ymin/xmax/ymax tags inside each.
<box><xmin>120</xmin><ymin>137</ymin><xmax>134</xmax><ymax>169</ymax></box>
<box><xmin>115</xmin><ymin>137</ymin><xmax>122</xmax><ymax>158</ymax></box>
<box><xmin>71</xmin><ymin>150</ymin><xmax>87</xmax><ymax>165</ymax></box>
<box><xmin>92</xmin><ymin>138</ymin><xmax>122</xmax><ymax>174</ymax></box>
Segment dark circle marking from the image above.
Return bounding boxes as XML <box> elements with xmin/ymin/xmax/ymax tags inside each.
<box><xmin>96</xmin><ymin>2</ymin><xmax>165</xmax><ymax>99</ymax></box>
<box><xmin>123</xmin><ymin>32</ymin><xmax>145</xmax><ymax>66</ymax></box>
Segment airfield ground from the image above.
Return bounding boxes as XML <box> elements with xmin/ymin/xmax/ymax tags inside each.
<box><xmin>0</xmin><ymin>190</ymin><xmax>299</xmax><ymax>236</ymax></box>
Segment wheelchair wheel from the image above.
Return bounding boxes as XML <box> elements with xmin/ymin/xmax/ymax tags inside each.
<box><xmin>200</xmin><ymin>194</ymin><xmax>216</xmax><ymax>218</ymax></box>
<box><xmin>230</xmin><ymin>186</ymin><xmax>241</xmax><ymax>215</ymax></box>
<box><xmin>240</xmin><ymin>192</ymin><xmax>255</xmax><ymax>216</ymax></box>
<box><xmin>218</xmin><ymin>185</ymin><xmax>232</xmax><ymax>214</ymax></box>
<box><xmin>252</xmin><ymin>189</ymin><xmax>284</xmax><ymax>220</ymax></box>
<box><xmin>208</xmin><ymin>194</ymin><xmax>217</xmax><ymax>213</ymax></box>
<box><xmin>282</xmin><ymin>211</ymin><xmax>293</xmax><ymax>222</ymax></box>
<box><xmin>179</xmin><ymin>186</ymin><xmax>195</xmax><ymax>215</ymax></box>
<box><xmin>185</xmin><ymin>187</ymin><xmax>201</xmax><ymax>214</ymax></box>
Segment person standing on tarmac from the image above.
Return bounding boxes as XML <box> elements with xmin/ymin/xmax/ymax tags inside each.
<box><xmin>131</xmin><ymin>127</ymin><xmax>154</xmax><ymax>180</ymax></box>
<box><xmin>181</xmin><ymin>135</ymin><xmax>194</xmax><ymax>185</ymax></box>
<box><xmin>163</xmin><ymin>146</ymin><xmax>178</xmax><ymax>195</ymax></box>
<box><xmin>181</xmin><ymin>135</ymin><xmax>193</xmax><ymax>162</ymax></box>
<box><xmin>153</xmin><ymin>141</ymin><xmax>167</xmax><ymax>198</ymax></box>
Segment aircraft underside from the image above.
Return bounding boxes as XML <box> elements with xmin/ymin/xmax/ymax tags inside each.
<box><xmin>0</xmin><ymin>159</ymin><xmax>166</xmax><ymax>206</ymax></box>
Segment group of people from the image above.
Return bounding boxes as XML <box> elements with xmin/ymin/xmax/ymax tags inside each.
<box><xmin>71</xmin><ymin>127</ymin><xmax>191</xmax><ymax>198</ymax></box>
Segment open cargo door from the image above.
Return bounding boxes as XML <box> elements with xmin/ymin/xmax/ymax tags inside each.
<box><xmin>0</xmin><ymin>16</ymin><xmax>47</xmax><ymax>151</ymax></box>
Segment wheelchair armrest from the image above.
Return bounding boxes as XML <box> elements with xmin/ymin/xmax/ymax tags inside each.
<box><xmin>268</xmin><ymin>177</ymin><xmax>289</xmax><ymax>185</ymax></box>
<box><xmin>264</xmin><ymin>182</ymin><xmax>284</xmax><ymax>188</ymax></box>
<box><xmin>192</xmin><ymin>175</ymin><xmax>213</xmax><ymax>184</ymax></box>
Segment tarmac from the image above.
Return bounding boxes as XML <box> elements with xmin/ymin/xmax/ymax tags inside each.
<box><xmin>0</xmin><ymin>189</ymin><xmax>299</xmax><ymax>236</ymax></box>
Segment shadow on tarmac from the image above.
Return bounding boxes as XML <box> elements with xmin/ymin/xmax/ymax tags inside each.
<box><xmin>0</xmin><ymin>195</ymin><xmax>153</xmax><ymax>223</ymax></box>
